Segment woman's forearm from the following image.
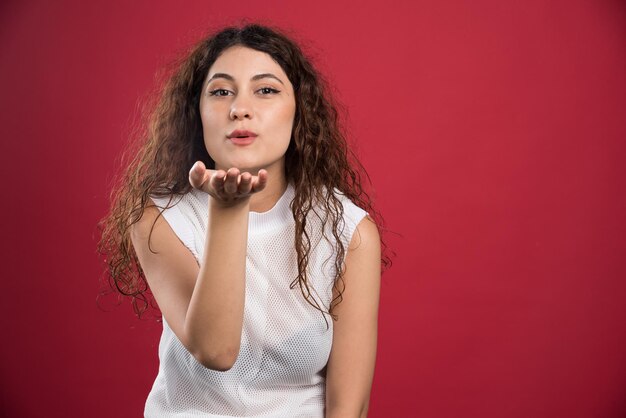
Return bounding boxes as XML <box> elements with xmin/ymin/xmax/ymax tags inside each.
<box><xmin>184</xmin><ymin>197</ymin><xmax>250</xmax><ymax>371</ymax></box>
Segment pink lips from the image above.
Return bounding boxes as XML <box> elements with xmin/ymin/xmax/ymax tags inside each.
<box><xmin>227</xmin><ymin>129</ymin><xmax>258</xmax><ymax>146</ymax></box>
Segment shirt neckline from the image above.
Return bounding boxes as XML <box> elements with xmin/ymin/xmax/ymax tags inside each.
<box><xmin>192</xmin><ymin>183</ymin><xmax>295</xmax><ymax>234</ymax></box>
<box><xmin>248</xmin><ymin>183</ymin><xmax>295</xmax><ymax>233</ymax></box>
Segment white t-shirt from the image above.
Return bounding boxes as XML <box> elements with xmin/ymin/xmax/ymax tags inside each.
<box><xmin>145</xmin><ymin>183</ymin><xmax>367</xmax><ymax>417</ymax></box>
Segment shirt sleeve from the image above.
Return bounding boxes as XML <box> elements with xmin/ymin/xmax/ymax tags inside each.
<box><xmin>336</xmin><ymin>192</ymin><xmax>369</xmax><ymax>254</ymax></box>
<box><xmin>149</xmin><ymin>194</ymin><xmax>200</xmax><ymax>261</ymax></box>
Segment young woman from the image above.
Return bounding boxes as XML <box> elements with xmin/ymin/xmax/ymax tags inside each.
<box><xmin>98</xmin><ymin>23</ymin><xmax>389</xmax><ymax>417</ymax></box>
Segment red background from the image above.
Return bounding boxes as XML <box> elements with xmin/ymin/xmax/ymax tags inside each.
<box><xmin>1</xmin><ymin>0</ymin><xmax>625</xmax><ymax>417</ymax></box>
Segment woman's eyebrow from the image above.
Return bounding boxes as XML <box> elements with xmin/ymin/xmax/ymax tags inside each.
<box><xmin>206</xmin><ymin>73</ymin><xmax>234</xmax><ymax>84</ymax></box>
<box><xmin>251</xmin><ymin>73</ymin><xmax>284</xmax><ymax>85</ymax></box>
<box><xmin>206</xmin><ymin>72</ymin><xmax>284</xmax><ymax>85</ymax></box>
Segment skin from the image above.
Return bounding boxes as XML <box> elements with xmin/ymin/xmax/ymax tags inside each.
<box><xmin>130</xmin><ymin>46</ymin><xmax>380</xmax><ymax>418</ymax></box>
<box><xmin>193</xmin><ymin>45</ymin><xmax>295</xmax><ymax>212</ymax></box>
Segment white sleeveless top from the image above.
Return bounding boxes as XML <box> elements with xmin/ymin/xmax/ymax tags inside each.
<box><xmin>145</xmin><ymin>183</ymin><xmax>367</xmax><ymax>417</ymax></box>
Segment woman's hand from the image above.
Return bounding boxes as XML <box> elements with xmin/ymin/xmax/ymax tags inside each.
<box><xmin>188</xmin><ymin>161</ymin><xmax>268</xmax><ymax>206</ymax></box>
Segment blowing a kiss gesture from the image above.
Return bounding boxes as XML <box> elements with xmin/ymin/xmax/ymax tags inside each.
<box><xmin>100</xmin><ymin>25</ymin><xmax>384</xmax><ymax>417</ymax></box>
<box><xmin>188</xmin><ymin>161</ymin><xmax>268</xmax><ymax>206</ymax></box>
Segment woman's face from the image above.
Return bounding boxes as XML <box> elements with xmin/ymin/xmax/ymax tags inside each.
<box><xmin>199</xmin><ymin>46</ymin><xmax>296</xmax><ymax>176</ymax></box>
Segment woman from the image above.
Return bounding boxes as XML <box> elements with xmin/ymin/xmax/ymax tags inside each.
<box><xmin>98</xmin><ymin>23</ymin><xmax>389</xmax><ymax>417</ymax></box>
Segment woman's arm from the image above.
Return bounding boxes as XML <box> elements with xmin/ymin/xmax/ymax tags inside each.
<box><xmin>325</xmin><ymin>216</ymin><xmax>382</xmax><ymax>418</ymax></box>
<box><xmin>130</xmin><ymin>165</ymin><xmax>266</xmax><ymax>371</ymax></box>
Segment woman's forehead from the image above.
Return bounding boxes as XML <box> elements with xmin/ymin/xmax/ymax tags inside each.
<box><xmin>207</xmin><ymin>46</ymin><xmax>289</xmax><ymax>82</ymax></box>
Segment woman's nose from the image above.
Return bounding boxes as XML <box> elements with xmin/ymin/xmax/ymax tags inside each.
<box><xmin>229</xmin><ymin>95</ymin><xmax>253</xmax><ymax>120</ymax></box>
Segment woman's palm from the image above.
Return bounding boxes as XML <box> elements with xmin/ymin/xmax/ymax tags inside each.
<box><xmin>188</xmin><ymin>161</ymin><xmax>268</xmax><ymax>205</ymax></box>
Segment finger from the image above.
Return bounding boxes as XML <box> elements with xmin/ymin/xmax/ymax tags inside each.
<box><xmin>188</xmin><ymin>161</ymin><xmax>206</xmax><ymax>189</ymax></box>
<box><xmin>223</xmin><ymin>168</ymin><xmax>240</xmax><ymax>194</ymax></box>
<box><xmin>238</xmin><ymin>172</ymin><xmax>253</xmax><ymax>194</ymax></box>
<box><xmin>251</xmin><ymin>169</ymin><xmax>268</xmax><ymax>193</ymax></box>
<box><xmin>210</xmin><ymin>169</ymin><xmax>227</xmax><ymax>194</ymax></box>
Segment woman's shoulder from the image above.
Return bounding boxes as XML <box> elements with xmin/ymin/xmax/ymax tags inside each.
<box><xmin>149</xmin><ymin>186</ymin><xmax>207</xmax><ymax>213</ymax></box>
<box><xmin>147</xmin><ymin>186</ymin><xmax>208</xmax><ymax>260</ymax></box>
<box><xmin>330</xmin><ymin>187</ymin><xmax>369</xmax><ymax>225</ymax></box>
<box><xmin>307</xmin><ymin>187</ymin><xmax>370</xmax><ymax>247</ymax></box>
<box><xmin>147</xmin><ymin>185</ymin><xmax>209</xmax><ymax>233</ymax></box>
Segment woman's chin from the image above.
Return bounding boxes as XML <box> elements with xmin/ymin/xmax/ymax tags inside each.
<box><xmin>213</xmin><ymin>157</ymin><xmax>284</xmax><ymax>176</ymax></box>
<box><xmin>214</xmin><ymin>162</ymin><xmax>262</xmax><ymax>174</ymax></box>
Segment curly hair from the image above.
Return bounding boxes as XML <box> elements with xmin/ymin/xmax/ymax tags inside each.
<box><xmin>97</xmin><ymin>23</ymin><xmax>391</xmax><ymax>323</ymax></box>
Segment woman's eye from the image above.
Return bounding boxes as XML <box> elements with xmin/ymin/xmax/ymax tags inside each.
<box><xmin>258</xmin><ymin>87</ymin><xmax>280</xmax><ymax>95</ymax></box>
<box><xmin>208</xmin><ymin>89</ymin><xmax>231</xmax><ymax>97</ymax></box>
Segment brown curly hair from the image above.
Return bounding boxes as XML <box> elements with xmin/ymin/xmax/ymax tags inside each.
<box><xmin>97</xmin><ymin>23</ymin><xmax>391</xmax><ymax>323</ymax></box>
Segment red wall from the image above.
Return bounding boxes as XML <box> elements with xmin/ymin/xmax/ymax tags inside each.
<box><xmin>1</xmin><ymin>0</ymin><xmax>625</xmax><ymax>417</ymax></box>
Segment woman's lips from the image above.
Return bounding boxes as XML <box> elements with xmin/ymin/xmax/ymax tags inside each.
<box><xmin>227</xmin><ymin>129</ymin><xmax>257</xmax><ymax>146</ymax></box>
<box><xmin>228</xmin><ymin>136</ymin><xmax>256</xmax><ymax>145</ymax></box>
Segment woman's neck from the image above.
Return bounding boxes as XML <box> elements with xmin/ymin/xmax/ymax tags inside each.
<box><xmin>249</xmin><ymin>172</ymin><xmax>288</xmax><ymax>214</ymax></box>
